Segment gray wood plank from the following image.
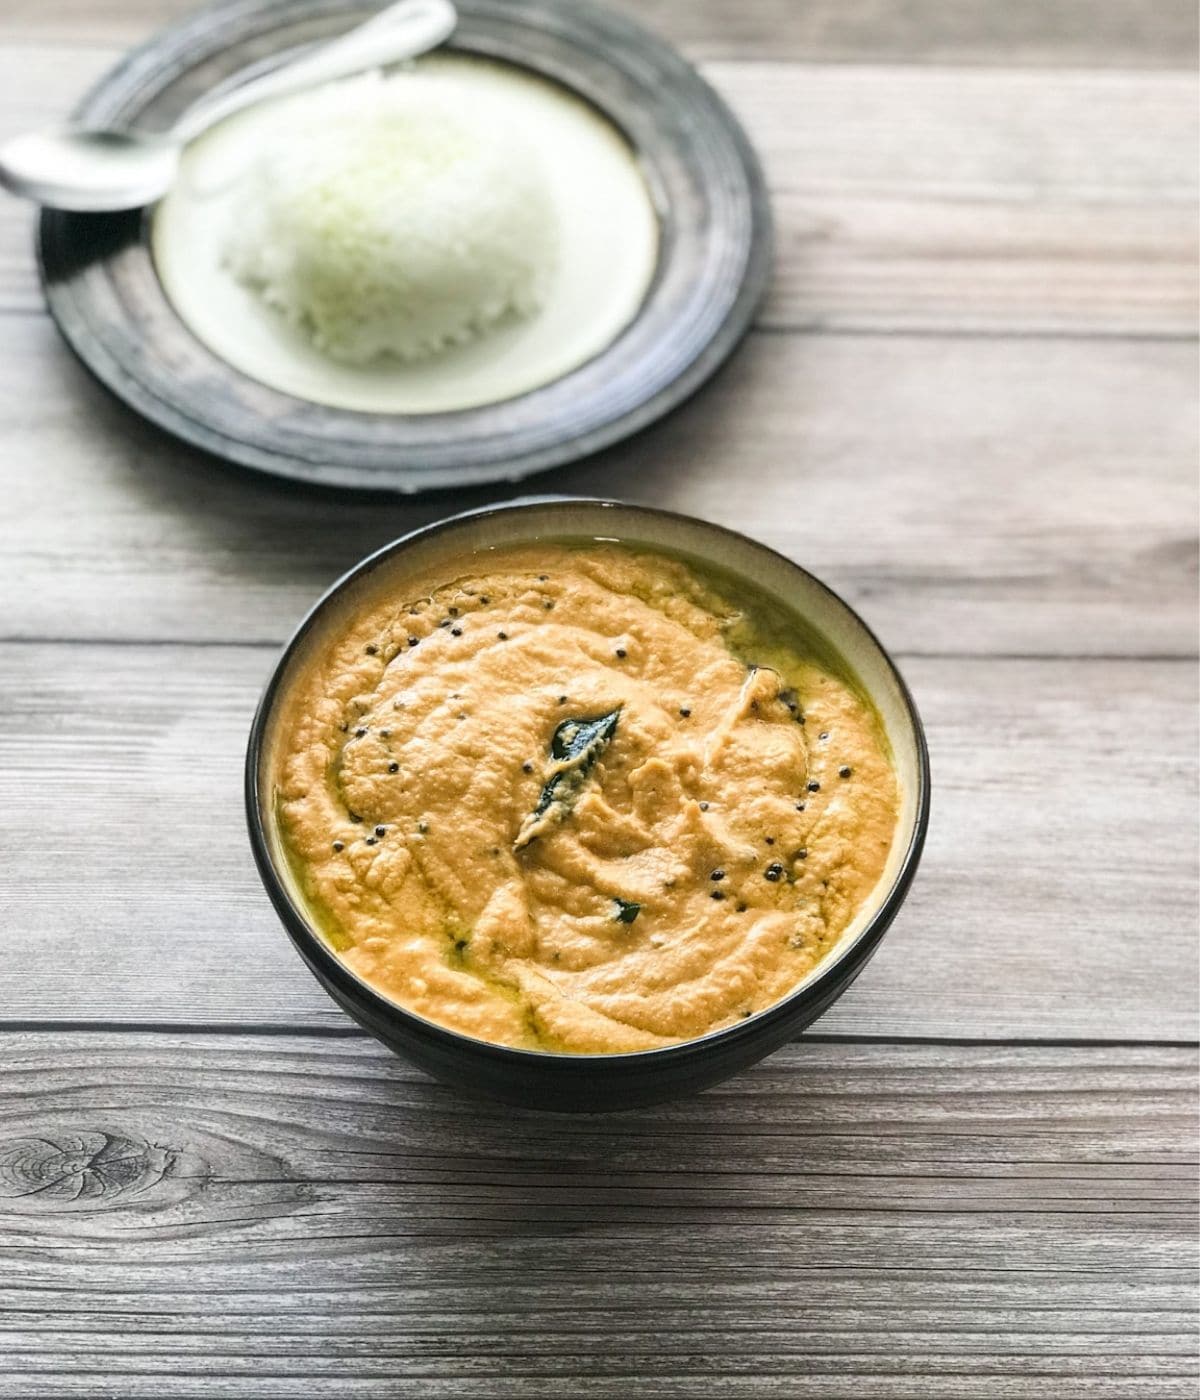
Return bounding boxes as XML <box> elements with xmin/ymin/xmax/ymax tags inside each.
<box><xmin>0</xmin><ymin>1036</ymin><xmax>1195</xmax><ymax>1398</ymax></box>
<box><xmin>0</xmin><ymin>316</ymin><xmax>1195</xmax><ymax>658</ymax></box>
<box><xmin>0</xmin><ymin>52</ymin><xmax>1195</xmax><ymax>336</ymax></box>
<box><xmin>739</xmin><ymin>64</ymin><xmax>1198</xmax><ymax>337</ymax></box>
<box><xmin>2</xmin><ymin>0</ymin><xmax>1197</xmax><ymax>67</ymax></box>
<box><xmin>0</xmin><ymin>643</ymin><xmax>1194</xmax><ymax>1040</ymax></box>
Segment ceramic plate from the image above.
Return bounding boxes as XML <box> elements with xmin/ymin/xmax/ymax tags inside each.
<box><xmin>38</xmin><ymin>0</ymin><xmax>771</xmax><ymax>491</ymax></box>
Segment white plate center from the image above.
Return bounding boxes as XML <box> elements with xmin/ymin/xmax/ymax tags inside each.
<box><xmin>152</xmin><ymin>53</ymin><xmax>660</xmax><ymax>414</ymax></box>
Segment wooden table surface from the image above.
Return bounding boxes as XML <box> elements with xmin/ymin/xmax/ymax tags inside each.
<box><xmin>2</xmin><ymin>2</ymin><xmax>1197</xmax><ymax>1396</ymax></box>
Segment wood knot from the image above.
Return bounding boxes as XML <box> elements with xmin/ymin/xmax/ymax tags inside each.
<box><xmin>0</xmin><ymin>1130</ymin><xmax>184</xmax><ymax>1208</ymax></box>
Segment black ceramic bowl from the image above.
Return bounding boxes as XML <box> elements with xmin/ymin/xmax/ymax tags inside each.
<box><xmin>246</xmin><ymin>500</ymin><xmax>930</xmax><ymax>1110</ymax></box>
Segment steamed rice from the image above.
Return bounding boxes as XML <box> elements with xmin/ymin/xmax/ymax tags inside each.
<box><xmin>222</xmin><ymin>71</ymin><xmax>558</xmax><ymax>365</ymax></box>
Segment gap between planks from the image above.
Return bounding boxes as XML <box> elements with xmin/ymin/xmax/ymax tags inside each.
<box><xmin>0</xmin><ymin>638</ymin><xmax>1197</xmax><ymax>663</ymax></box>
<box><xmin>0</xmin><ymin>299</ymin><xmax>1197</xmax><ymax>342</ymax></box>
<box><xmin>0</xmin><ymin>1023</ymin><xmax>1195</xmax><ymax>1050</ymax></box>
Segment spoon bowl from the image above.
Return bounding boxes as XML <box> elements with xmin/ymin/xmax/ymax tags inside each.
<box><xmin>0</xmin><ymin>129</ymin><xmax>180</xmax><ymax>212</ymax></box>
<box><xmin>0</xmin><ymin>0</ymin><xmax>457</xmax><ymax>211</ymax></box>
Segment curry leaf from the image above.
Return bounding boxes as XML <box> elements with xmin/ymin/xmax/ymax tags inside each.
<box><xmin>515</xmin><ymin>709</ymin><xmax>620</xmax><ymax>850</ymax></box>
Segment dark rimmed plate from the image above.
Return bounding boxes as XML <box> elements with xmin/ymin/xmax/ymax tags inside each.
<box><xmin>38</xmin><ymin>0</ymin><xmax>772</xmax><ymax>492</ymax></box>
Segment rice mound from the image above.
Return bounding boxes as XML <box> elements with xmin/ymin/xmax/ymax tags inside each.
<box><xmin>223</xmin><ymin>71</ymin><xmax>558</xmax><ymax>365</ymax></box>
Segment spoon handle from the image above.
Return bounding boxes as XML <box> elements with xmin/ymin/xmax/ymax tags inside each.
<box><xmin>172</xmin><ymin>0</ymin><xmax>457</xmax><ymax>144</ymax></box>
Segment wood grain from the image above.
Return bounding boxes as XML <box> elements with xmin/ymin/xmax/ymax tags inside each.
<box><xmin>2</xmin><ymin>0</ymin><xmax>1197</xmax><ymax>67</ymax></box>
<box><xmin>0</xmin><ymin>315</ymin><xmax>1195</xmax><ymax>657</ymax></box>
<box><xmin>0</xmin><ymin>643</ymin><xmax>1194</xmax><ymax>1040</ymax></box>
<box><xmin>0</xmin><ymin>1036</ymin><xmax>1196</xmax><ymax>1399</ymax></box>
<box><xmin>0</xmin><ymin>53</ymin><xmax>1195</xmax><ymax>337</ymax></box>
<box><xmin>737</xmin><ymin>65</ymin><xmax>1198</xmax><ymax>337</ymax></box>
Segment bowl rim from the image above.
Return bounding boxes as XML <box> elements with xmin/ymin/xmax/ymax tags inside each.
<box><xmin>245</xmin><ymin>497</ymin><xmax>932</xmax><ymax>1064</ymax></box>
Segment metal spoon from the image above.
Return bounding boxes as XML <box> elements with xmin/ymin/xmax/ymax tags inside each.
<box><xmin>0</xmin><ymin>0</ymin><xmax>457</xmax><ymax>211</ymax></box>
